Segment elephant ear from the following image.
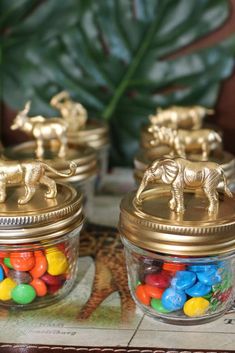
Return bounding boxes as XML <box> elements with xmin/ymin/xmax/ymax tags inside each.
<box><xmin>159</xmin><ymin>159</ymin><xmax>179</xmax><ymax>184</ymax></box>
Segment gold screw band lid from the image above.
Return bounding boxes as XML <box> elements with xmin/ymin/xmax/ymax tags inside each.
<box><xmin>0</xmin><ymin>183</ymin><xmax>84</xmax><ymax>244</ymax></box>
<box><xmin>67</xmin><ymin>120</ymin><xmax>109</xmax><ymax>149</ymax></box>
<box><xmin>119</xmin><ymin>187</ymin><xmax>235</xmax><ymax>256</ymax></box>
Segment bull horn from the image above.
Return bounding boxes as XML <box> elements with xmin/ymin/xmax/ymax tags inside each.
<box><xmin>206</xmin><ymin>108</ymin><xmax>214</xmax><ymax>115</ymax></box>
<box><xmin>24</xmin><ymin>101</ymin><xmax>31</xmax><ymax>113</ymax></box>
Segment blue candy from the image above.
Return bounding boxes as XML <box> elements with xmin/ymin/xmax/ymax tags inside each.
<box><xmin>185</xmin><ymin>282</ymin><xmax>211</xmax><ymax>297</ymax></box>
<box><xmin>188</xmin><ymin>264</ymin><xmax>217</xmax><ymax>272</ymax></box>
<box><xmin>171</xmin><ymin>271</ymin><xmax>196</xmax><ymax>291</ymax></box>
<box><xmin>197</xmin><ymin>268</ymin><xmax>221</xmax><ymax>286</ymax></box>
<box><xmin>161</xmin><ymin>288</ymin><xmax>187</xmax><ymax>311</ymax></box>
<box><xmin>0</xmin><ymin>266</ymin><xmax>4</xmax><ymax>281</ymax></box>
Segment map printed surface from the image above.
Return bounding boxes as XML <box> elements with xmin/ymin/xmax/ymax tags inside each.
<box><xmin>0</xmin><ymin>170</ymin><xmax>234</xmax><ymax>350</ymax></box>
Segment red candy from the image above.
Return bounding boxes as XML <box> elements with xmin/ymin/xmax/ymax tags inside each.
<box><xmin>41</xmin><ymin>273</ymin><xmax>64</xmax><ymax>286</ymax></box>
<box><xmin>10</xmin><ymin>252</ymin><xmax>35</xmax><ymax>272</ymax></box>
<box><xmin>135</xmin><ymin>284</ymin><xmax>150</xmax><ymax>305</ymax></box>
<box><xmin>145</xmin><ymin>272</ymin><xmax>171</xmax><ymax>288</ymax></box>
<box><xmin>47</xmin><ymin>284</ymin><xmax>62</xmax><ymax>294</ymax></box>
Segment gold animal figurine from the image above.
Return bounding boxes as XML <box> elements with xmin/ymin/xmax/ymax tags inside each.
<box><xmin>0</xmin><ymin>159</ymin><xmax>77</xmax><ymax>204</ymax></box>
<box><xmin>50</xmin><ymin>91</ymin><xmax>87</xmax><ymax>131</ymax></box>
<box><xmin>135</xmin><ymin>157</ymin><xmax>233</xmax><ymax>214</ymax></box>
<box><xmin>149</xmin><ymin>125</ymin><xmax>222</xmax><ymax>161</ymax></box>
<box><xmin>150</xmin><ymin>106</ymin><xmax>214</xmax><ymax>130</ymax></box>
<box><xmin>11</xmin><ymin>101</ymin><xmax>68</xmax><ymax>159</ymax></box>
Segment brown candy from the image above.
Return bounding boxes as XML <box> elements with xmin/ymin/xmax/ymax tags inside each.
<box><xmin>8</xmin><ymin>269</ymin><xmax>32</xmax><ymax>284</ymax></box>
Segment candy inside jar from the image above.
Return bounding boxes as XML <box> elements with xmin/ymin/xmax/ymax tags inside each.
<box><xmin>123</xmin><ymin>240</ymin><xmax>234</xmax><ymax>324</ymax></box>
<box><xmin>119</xmin><ymin>157</ymin><xmax>235</xmax><ymax>325</ymax></box>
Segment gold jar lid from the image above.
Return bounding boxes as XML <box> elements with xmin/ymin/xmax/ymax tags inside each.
<box><xmin>134</xmin><ymin>149</ymin><xmax>235</xmax><ymax>186</ymax></box>
<box><xmin>0</xmin><ymin>182</ymin><xmax>83</xmax><ymax>244</ymax></box>
<box><xmin>67</xmin><ymin>120</ymin><xmax>109</xmax><ymax>150</ymax></box>
<box><xmin>5</xmin><ymin>141</ymin><xmax>98</xmax><ymax>183</ymax></box>
<box><xmin>119</xmin><ymin>186</ymin><xmax>235</xmax><ymax>256</ymax></box>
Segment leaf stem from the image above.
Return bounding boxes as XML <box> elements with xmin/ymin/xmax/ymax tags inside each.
<box><xmin>102</xmin><ymin>19</ymin><xmax>159</xmax><ymax>120</ymax></box>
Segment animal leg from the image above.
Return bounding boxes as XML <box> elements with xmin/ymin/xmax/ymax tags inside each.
<box><xmin>35</xmin><ymin>139</ymin><xmax>44</xmax><ymax>158</ymax></box>
<box><xmin>204</xmin><ymin>187</ymin><xmax>218</xmax><ymax>214</ymax></box>
<box><xmin>169</xmin><ymin>189</ymin><xmax>176</xmax><ymax>210</ymax></box>
<box><xmin>173</xmin><ymin>184</ymin><xmax>185</xmax><ymax>213</ymax></box>
<box><xmin>202</xmin><ymin>142</ymin><xmax>209</xmax><ymax>161</ymax></box>
<box><xmin>0</xmin><ymin>174</ymin><xmax>6</xmax><ymax>203</ymax></box>
<box><xmin>19</xmin><ymin>184</ymin><xmax>36</xmax><ymax>204</ymax></box>
<box><xmin>58</xmin><ymin>134</ymin><xmax>67</xmax><ymax>158</ymax></box>
<box><xmin>77</xmin><ymin>260</ymin><xmax>115</xmax><ymax>320</ymax></box>
<box><xmin>40</xmin><ymin>175</ymin><xmax>57</xmax><ymax>198</ymax></box>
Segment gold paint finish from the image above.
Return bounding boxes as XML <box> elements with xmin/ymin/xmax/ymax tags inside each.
<box><xmin>150</xmin><ymin>106</ymin><xmax>214</xmax><ymax>130</ymax></box>
<box><xmin>11</xmin><ymin>101</ymin><xmax>68</xmax><ymax>158</ymax></box>
<box><xmin>0</xmin><ymin>183</ymin><xmax>83</xmax><ymax>244</ymax></box>
<box><xmin>5</xmin><ymin>141</ymin><xmax>97</xmax><ymax>183</ymax></box>
<box><xmin>119</xmin><ymin>186</ymin><xmax>235</xmax><ymax>256</ymax></box>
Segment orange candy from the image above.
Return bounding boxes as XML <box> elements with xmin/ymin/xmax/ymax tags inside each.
<box><xmin>30</xmin><ymin>251</ymin><xmax>47</xmax><ymax>279</ymax></box>
<box><xmin>10</xmin><ymin>252</ymin><xmax>35</xmax><ymax>272</ymax></box>
<box><xmin>144</xmin><ymin>284</ymin><xmax>164</xmax><ymax>299</ymax></box>
<box><xmin>30</xmin><ymin>278</ymin><xmax>47</xmax><ymax>297</ymax></box>
<box><xmin>135</xmin><ymin>284</ymin><xmax>150</xmax><ymax>305</ymax></box>
<box><xmin>163</xmin><ymin>262</ymin><xmax>186</xmax><ymax>273</ymax></box>
<box><xmin>0</xmin><ymin>251</ymin><xmax>9</xmax><ymax>258</ymax></box>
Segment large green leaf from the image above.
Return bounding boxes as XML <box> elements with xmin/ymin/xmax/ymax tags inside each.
<box><xmin>1</xmin><ymin>0</ymin><xmax>235</xmax><ymax>165</ymax></box>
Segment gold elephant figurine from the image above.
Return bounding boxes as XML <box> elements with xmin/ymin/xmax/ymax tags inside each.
<box><xmin>149</xmin><ymin>125</ymin><xmax>222</xmax><ymax>160</ymax></box>
<box><xmin>11</xmin><ymin>101</ymin><xmax>68</xmax><ymax>159</ymax></box>
<box><xmin>150</xmin><ymin>105</ymin><xmax>214</xmax><ymax>130</ymax></box>
<box><xmin>50</xmin><ymin>91</ymin><xmax>87</xmax><ymax>132</ymax></box>
<box><xmin>0</xmin><ymin>159</ymin><xmax>77</xmax><ymax>204</ymax></box>
<box><xmin>135</xmin><ymin>157</ymin><xmax>233</xmax><ymax>214</ymax></box>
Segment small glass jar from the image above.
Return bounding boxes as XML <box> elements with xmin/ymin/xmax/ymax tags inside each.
<box><xmin>0</xmin><ymin>181</ymin><xmax>84</xmax><ymax>309</ymax></box>
<box><xmin>5</xmin><ymin>141</ymin><xmax>97</xmax><ymax>220</ymax></box>
<box><xmin>119</xmin><ymin>185</ymin><xmax>235</xmax><ymax>325</ymax></box>
<box><xmin>67</xmin><ymin>120</ymin><xmax>110</xmax><ymax>191</ymax></box>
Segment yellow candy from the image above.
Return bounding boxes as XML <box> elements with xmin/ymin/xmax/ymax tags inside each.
<box><xmin>0</xmin><ymin>278</ymin><xmax>17</xmax><ymax>301</ymax></box>
<box><xmin>183</xmin><ymin>297</ymin><xmax>209</xmax><ymax>317</ymax></box>
<box><xmin>46</xmin><ymin>247</ymin><xmax>68</xmax><ymax>276</ymax></box>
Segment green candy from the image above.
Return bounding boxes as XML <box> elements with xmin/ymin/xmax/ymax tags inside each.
<box><xmin>12</xmin><ymin>284</ymin><xmax>36</xmax><ymax>304</ymax></box>
<box><xmin>3</xmin><ymin>258</ymin><xmax>14</xmax><ymax>269</ymax></box>
<box><xmin>151</xmin><ymin>298</ymin><xmax>170</xmax><ymax>314</ymax></box>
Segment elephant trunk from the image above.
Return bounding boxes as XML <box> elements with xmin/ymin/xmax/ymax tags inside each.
<box><xmin>136</xmin><ymin>173</ymin><xmax>150</xmax><ymax>204</ymax></box>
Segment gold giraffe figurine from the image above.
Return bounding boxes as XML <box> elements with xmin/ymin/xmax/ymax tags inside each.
<box><xmin>135</xmin><ymin>157</ymin><xmax>233</xmax><ymax>214</ymax></box>
<box><xmin>50</xmin><ymin>91</ymin><xmax>88</xmax><ymax>131</ymax></box>
<box><xmin>150</xmin><ymin>106</ymin><xmax>214</xmax><ymax>130</ymax></box>
<box><xmin>0</xmin><ymin>159</ymin><xmax>77</xmax><ymax>204</ymax></box>
<box><xmin>149</xmin><ymin>125</ymin><xmax>222</xmax><ymax>161</ymax></box>
<box><xmin>11</xmin><ymin>101</ymin><xmax>68</xmax><ymax>159</ymax></box>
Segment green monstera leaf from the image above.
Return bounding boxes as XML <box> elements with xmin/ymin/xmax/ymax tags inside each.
<box><xmin>1</xmin><ymin>0</ymin><xmax>235</xmax><ymax>165</ymax></box>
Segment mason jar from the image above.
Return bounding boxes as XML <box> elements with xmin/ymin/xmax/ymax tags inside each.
<box><xmin>119</xmin><ymin>183</ymin><xmax>235</xmax><ymax>325</ymax></box>
<box><xmin>67</xmin><ymin>120</ymin><xmax>109</xmax><ymax>191</ymax></box>
<box><xmin>0</xmin><ymin>181</ymin><xmax>84</xmax><ymax>309</ymax></box>
<box><xmin>5</xmin><ymin>141</ymin><xmax>97</xmax><ymax>219</ymax></box>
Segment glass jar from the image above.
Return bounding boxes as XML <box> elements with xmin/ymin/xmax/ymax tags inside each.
<box><xmin>67</xmin><ymin>120</ymin><xmax>110</xmax><ymax>191</ymax></box>
<box><xmin>0</xmin><ymin>180</ymin><xmax>84</xmax><ymax>309</ymax></box>
<box><xmin>119</xmin><ymin>178</ymin><xmax>235</xmax><ymax>325</ymax></box>
<box><xmin>5</xmin><ymin>141</ymin><xmax>97</xmax><ymax>220</ymax></box>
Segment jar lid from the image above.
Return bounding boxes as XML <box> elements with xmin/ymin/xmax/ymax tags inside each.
<box><xmin>67</xmin><ymin>120</ymin><xmax>109</xmax><ymax>150</ymax></box>
<box><xmin>5</xmin><ymin>141</ymin><xmax>97</xmax><ymax>183</ymax></box>
<box><xmin>120</xmin><ymin>158</ymin><xmax>235</xmax><ymax>256</ymax></box>
<box><xmin>134</xmin><ymin>149</ymin><xmax>235</xmax><ymax>186</ymax></box>
<box><xmin>0</xmin><ymin>182</ymin><xmax>83</xmax><ymax>244</ymax></box>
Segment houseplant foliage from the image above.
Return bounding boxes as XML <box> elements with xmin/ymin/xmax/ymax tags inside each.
<box><xmin>1</xmin><ymin>0</ymin><xmax>235</xmax><ymax>165</ymax></box>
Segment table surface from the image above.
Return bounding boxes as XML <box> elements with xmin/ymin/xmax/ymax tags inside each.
<box><xmin>0</xmin><ymin>170</ymin><xmax>234</xmax><ymax>352</ymax></box>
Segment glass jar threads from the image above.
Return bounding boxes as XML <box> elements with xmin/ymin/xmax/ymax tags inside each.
<box><xmin>119</xmin><ymin>158</ymin><xmax>235</xmax><ymax>325</ymax></box>
<box><xmin>0</xmin><ymin>168</ymin><xmax>84</xmax><ymax>309</ymax></box>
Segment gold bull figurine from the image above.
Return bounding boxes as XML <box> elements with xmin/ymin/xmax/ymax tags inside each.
<box><xmin>149</xmin><ymin>125</ymin><xmax>222</xmax><ymax>161</ymax></box>
<box><xmin>150</xmin><ymin>106</ymin><xmax>214</xmax><ymax>130</ymax></box>
<box><xmin>0</xmin><ymin>159</ymin><xmax>77</xmax><ymax>204</ymax></box>
<box><xmin>11</xmin><ymin>101</ymin><xmax>68</xmax><ymax>159</ymax></box>
<box><xmin>135</xmin><ymin>157</ymin><xmax>233</xmax><ymax>214</ymax></box>
<box><xmin>50</xmin><ymin>91</ymin><xmax>88</xmax><ymax>131</ymax></box>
